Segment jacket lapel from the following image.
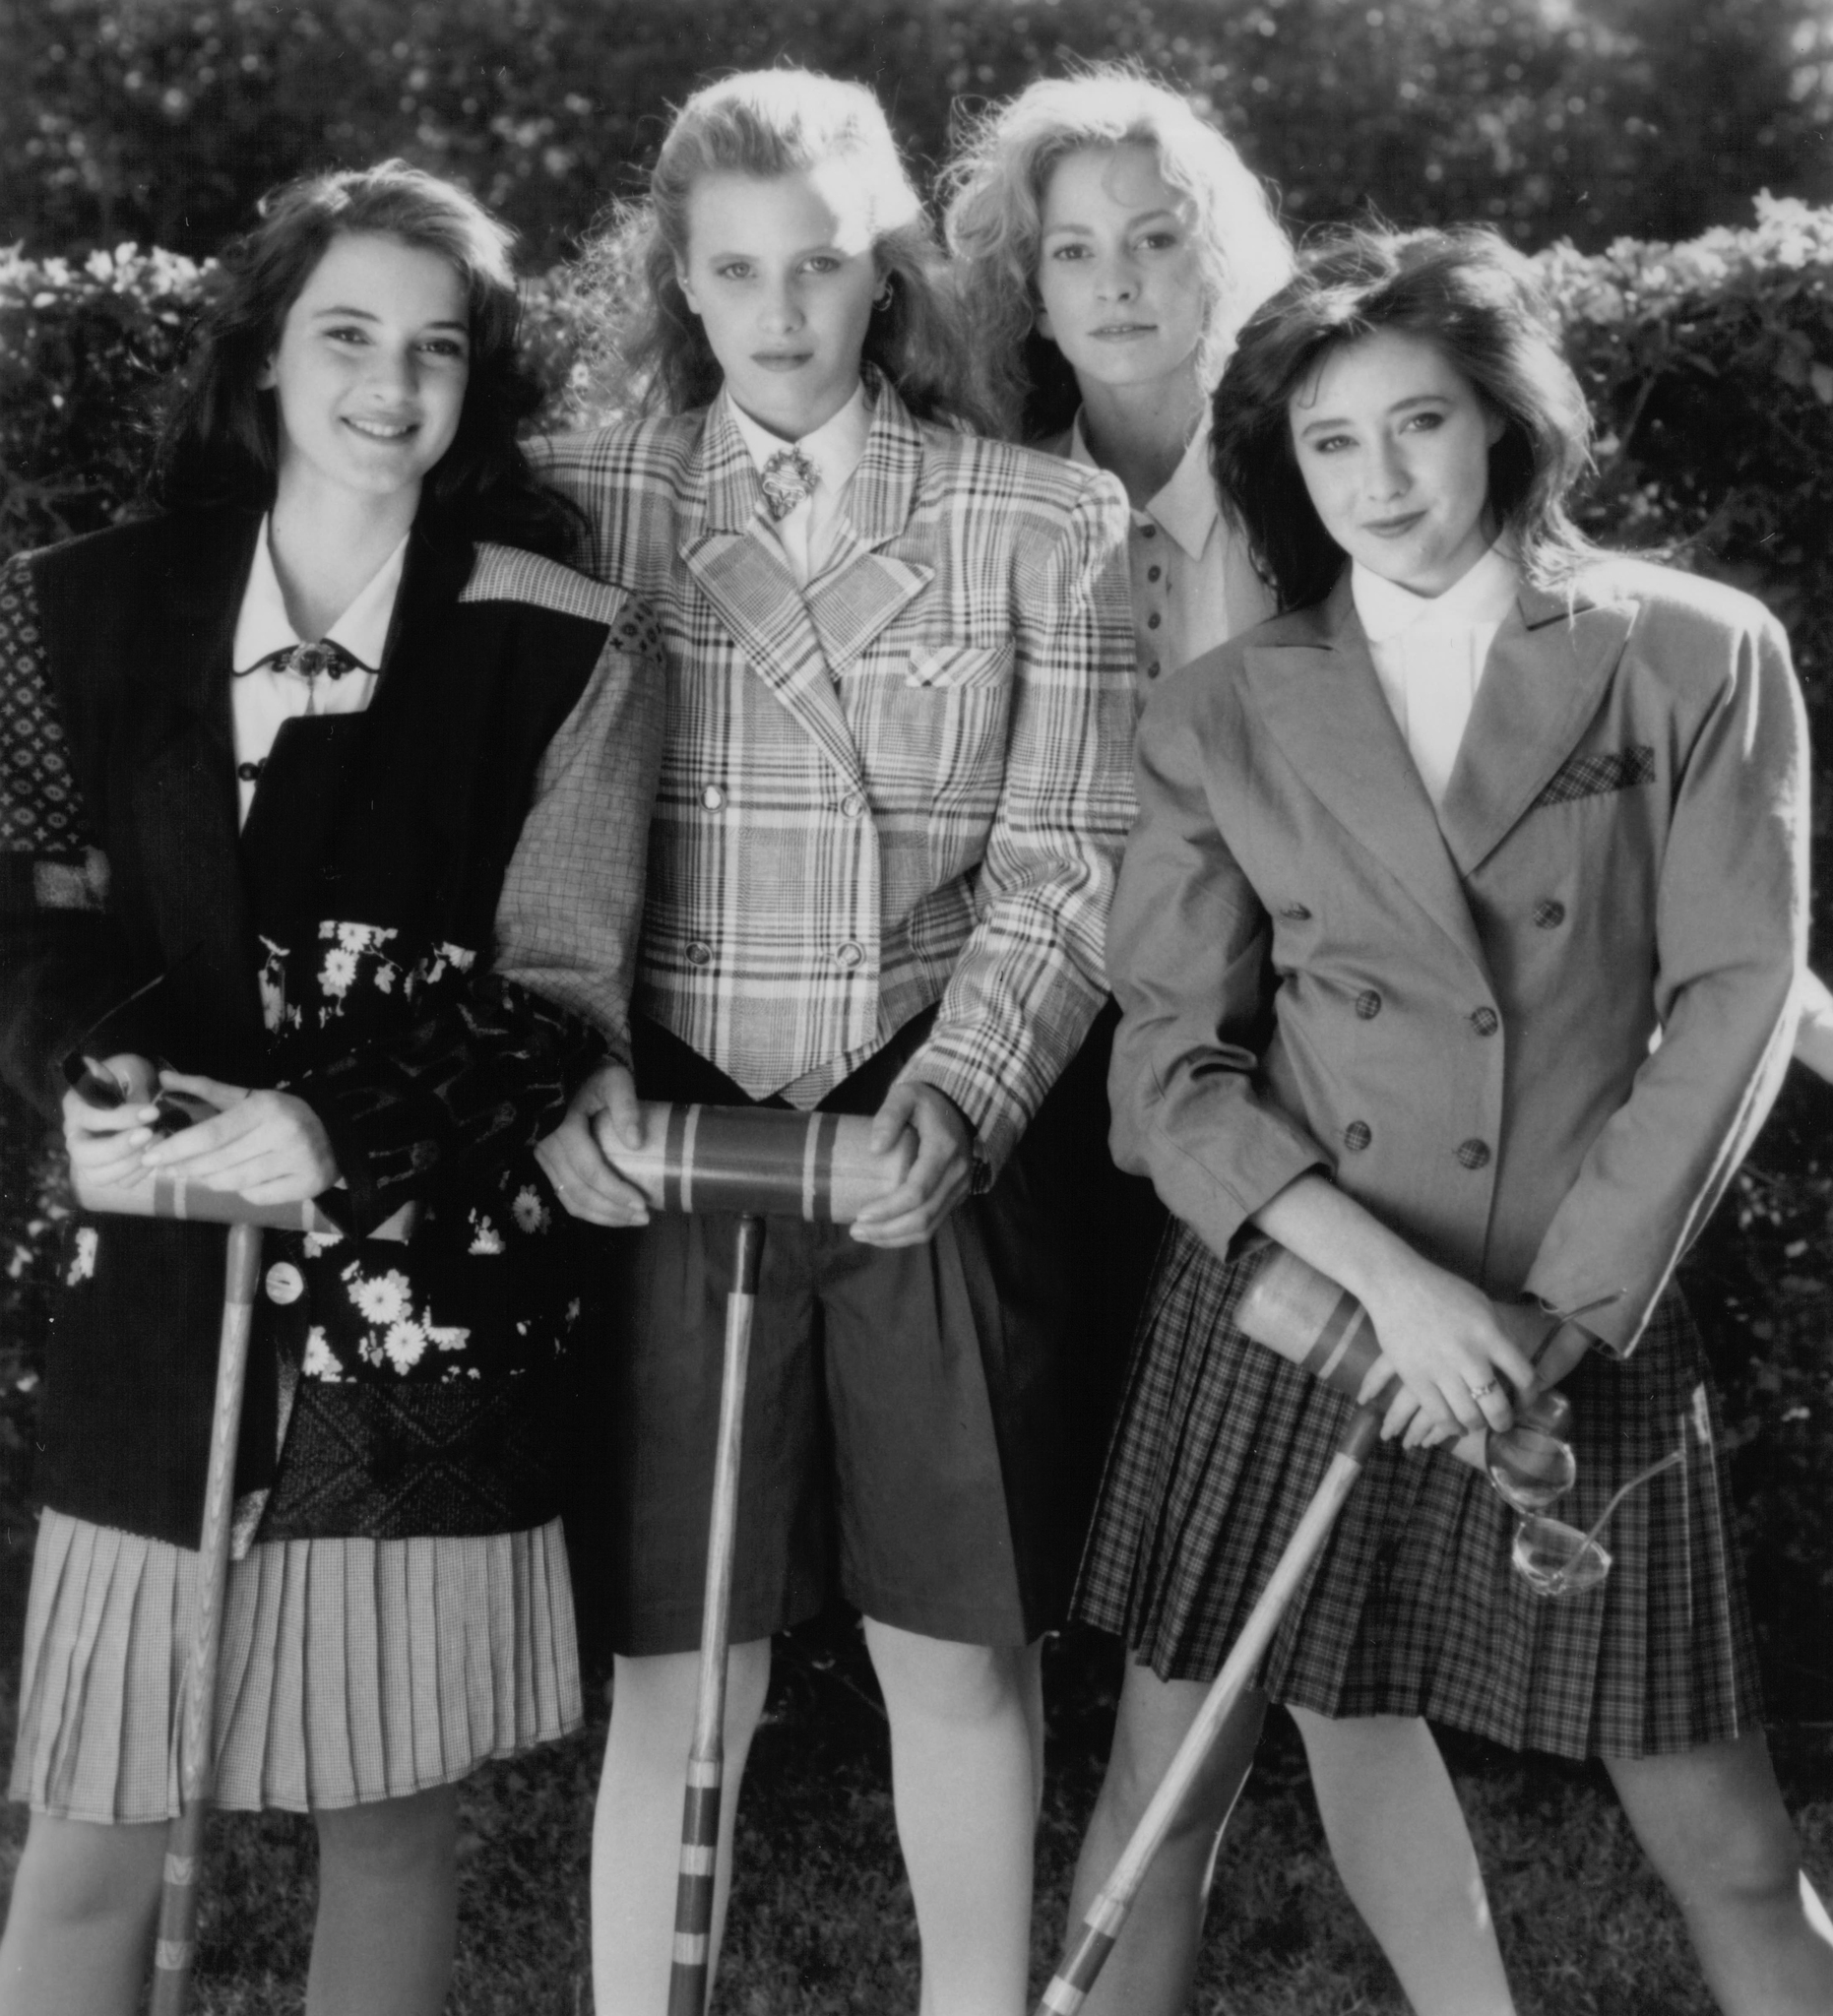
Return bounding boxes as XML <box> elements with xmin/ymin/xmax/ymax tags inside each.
<box><xmin>678</xmin><ymin>399</ymin><xmax>866</xmax><ymax>790</ymax></box>
<box><xmin>802</xmin><ymin>383</ymin><xmax>933</xmax><ymax>676</ymax></box>
<box><xmin>128</xmin><ymin>511</ymin><xmax>268</xmax><ymax>1071</ymax></box>
<box><xmin>1246</xmin><ymin>579</ymin><xmax>1489</xmax><ymax>978</ymax></box>
<box><xmin>1436</xmin><ymin>581</ymin><xmax>1634</xmax><ymax>875</ymax></box>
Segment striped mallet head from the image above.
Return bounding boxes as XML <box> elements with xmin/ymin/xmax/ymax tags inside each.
<box><xmin>1233</xmin><ymin>1241</ymin><xmax>1576</xmax><ymax>1502</ymax></box>
<box><xmin>593</xmin><ymin>1102</ymin><xmax>916</xmax><ymax>1226</ymax></box>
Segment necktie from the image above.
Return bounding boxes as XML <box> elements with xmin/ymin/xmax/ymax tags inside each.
<box><xmin>237</xmin><ymin>639</ymin><xmax>366</xmax><ymax>684</ymax></box>
<box><xmin>760</xmin><ymin>447</ymin><xmax>819</xmax><ymax>523</ymax></box>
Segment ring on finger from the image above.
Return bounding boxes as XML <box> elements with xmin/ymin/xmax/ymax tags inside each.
<box><xmin>1467</xmin><ymin>1377</ymin><xmax>1501</xmax><ymax>1402</ymax></box>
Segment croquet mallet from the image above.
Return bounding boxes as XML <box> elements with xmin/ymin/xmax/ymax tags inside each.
<box><xmin>592</xmin><ymin>1100</ymin><xmax>916</xmax><ymax>2016</ymax></box>
<box><xmin>68</xmin><ymin>1060</ymin><xmax>399</xmax><ymax>2015</ymax></box>
<box><xmin>1037</xmin><ymin>1241</ymin><xmax>1577</xmax><ymax>2015</ymax></box>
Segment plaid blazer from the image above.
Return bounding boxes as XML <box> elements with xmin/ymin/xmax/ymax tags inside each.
<box><xmin>538</xmin><ymin>379</ymin><xmax>1136</xmax><ymax>1173</ymax></box>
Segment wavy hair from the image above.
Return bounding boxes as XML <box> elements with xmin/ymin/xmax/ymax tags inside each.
<box><xmin>573</xmin><ymin>69</ymin><xmax>988</xmax><ymax>431</ymax></box>
<box><xmin>155</xmin><ymin>160</ymin><xmax>581</xmax><ymax>559</ymax></box>
<box><xmin>941</xmin><ymin>66</ymin><xmax>1292</xmax><ymax>442</ymax></box>
<box><xmin>1213</xmin><ymin>224</ymin><xmax>1598</xmax><ymax>609</ymax></box>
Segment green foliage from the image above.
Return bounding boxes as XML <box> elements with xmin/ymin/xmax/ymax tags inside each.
<box><xmin>3</xmin><ymin>201</ymin><xmax>1833</xmax><ymax>1713</ymax></box>
<box><xmin>2</xmin><ymin>0</ymin><xmax>1830</xmax><ymax>266</ymax></box>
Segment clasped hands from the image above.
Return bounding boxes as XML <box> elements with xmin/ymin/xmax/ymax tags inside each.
<box><xmin>63</xmin><ymin>1053</ymin><xmax>337</xmax><ymax>1206</ymax></box>
<box><xmin>535</xmin><ymin>1060</ymin><xmax>969</xmax><ymax>1248</ymax></box>
<box><xmin>1352</xmin><ymin>1259</ymin><xmax>1592</xmax><ymax>1453</ymax></box>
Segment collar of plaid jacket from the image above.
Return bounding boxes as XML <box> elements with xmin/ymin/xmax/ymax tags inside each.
<box><xmin>698</xmin><ymin>368</ymin><xmax>926</xmax><ymax>549</ymax></box>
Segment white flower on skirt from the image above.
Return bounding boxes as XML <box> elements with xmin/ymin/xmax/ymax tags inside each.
<box><xmin>66</xmin><ymin>1226</ymin><xmax>98</xmax><ymax>1286</ymax></box>
<box><xmin>301</xmin><ymin>1327</ymin><xmax>343</xmax><ymax>1382</ymax></box>
<box><xmin>381</xmin><ymin>1319</ymin><xmax>429</xmax><ymax>1373</ymax></box>
<box><xmin>320</xmin><ymin>947</ymin><xmax>358</xmax><ymax>997</ymax></box>
<box><xmin>302</xmin><ymin>1228</ymin><xmax>345</xmax><ymax>1257</ymax></box>
<box><xmin>468</xmin><ymin>1211</ymin><xmax>505</xmax><ymax>1255</ymax></box>
<box><xmin>343</xmin><ymin>1264</ymin><xmax>412</xmax><ymax>1326</ymax></box>
<box><xmin>511</xmin><ymin>1185</ymin><xmax>550</xmax><ymax>1235</ymax></box>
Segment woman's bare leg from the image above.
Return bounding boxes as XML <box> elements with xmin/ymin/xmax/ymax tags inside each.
<box><xmin>864</xmin><ymin>1618</ymin><xmax>1043</xmax><ymax>2016</ymax></box>
<box><xmin>308</xmin><ymin>1785</ymin><xmax>458</xmax><ymax>2016</ymax></box>
<box><xmin>0</xmin><ymin>1812</ymin><xmax>164</xmax><ymax>2016</ymax></box>
<box><xmin>1063</xmin><ymin>1656</ymin><xmax>1266</xmax><ymax>2016</ymax></box>
<box><xmin>1291</xmin><ymin>1707</ymin><xmax>1515</xmax><ymax>2016</ymax></box>
<box><xmin>589</xmin><ymin>1640</ymin><xmax>772</xmax><ymax>2016</ymax></box>
<box><xmin>1605</xmin><ymin>1731</ymin><xmax>1833</xmax><ymax>2015</ymax></box>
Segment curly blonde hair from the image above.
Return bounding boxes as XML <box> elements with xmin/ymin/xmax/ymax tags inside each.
<box><xmin>573</xmin><ymin>69</ymin><xmax>989</xmax><ymax>430</ymax></box>
<box><xmin>941</xmin><ymin>66</ymin><xmax>1292</xmax><ymax>442</ymax></box>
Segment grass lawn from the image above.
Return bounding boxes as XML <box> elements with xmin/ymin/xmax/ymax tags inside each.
<box><xmin>1</xmin><ymin>1601</ymin><xmax>1827</xmax><ymax>2014</ymax></box>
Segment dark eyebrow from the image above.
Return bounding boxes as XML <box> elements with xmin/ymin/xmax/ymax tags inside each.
<box><xmin>308</xmin><ymin>304</ymin><xmax>468</xmax><ymax>334</ymax></box>
<box><xmin>1295</xmin><ymin>393</ymin><xmax>1450</xmax><ymax>440</ymax></box>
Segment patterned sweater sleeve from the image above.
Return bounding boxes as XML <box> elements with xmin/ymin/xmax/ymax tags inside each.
<box><xmin>291</xmin><ymin>598</ymin><xmax>664</xmax><ymax>1235</ymax></box>
<box><xmin>0</xmin><ymin>554</ymin><xmax>133</xmax><ymax>1119</ymax></box>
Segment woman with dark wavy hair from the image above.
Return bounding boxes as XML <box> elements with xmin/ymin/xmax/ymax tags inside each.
<box><xmin>1070</xmin><ymin>224</ymin><xmax>1833</xmax><ymax>2015</ymax></box>
<box><xmin>0</xmin><ymin>161</ymin><xmax>661</xmax><ymax>2014</ymax></box>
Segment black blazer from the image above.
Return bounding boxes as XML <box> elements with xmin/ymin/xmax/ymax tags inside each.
<box><xmin>0</xmin><ymin>508</ymin><xmax>661</xmax><ymax>1544</ymax></box>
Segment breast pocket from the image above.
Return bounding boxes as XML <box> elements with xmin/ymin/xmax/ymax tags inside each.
<box><xmin>905</xmin><ymin>643</ymin><xmax>1014</xmax><ymax>690</ymax></box>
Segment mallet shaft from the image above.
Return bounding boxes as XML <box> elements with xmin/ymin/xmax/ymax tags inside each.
<box><xmin>667</xmin><ymin>1213</ymin><xmax>765</xmax><ymax>2016</ymax></box>
<box><xmin>1039</xmin><ymin>1409</ymin><xmax>1381</xmax><ymax>2014</ymax></box>
<box><xmin>149</xmin><ymin>1219</ymin><xmax>261</xmax><ymax>2016</ymax></box>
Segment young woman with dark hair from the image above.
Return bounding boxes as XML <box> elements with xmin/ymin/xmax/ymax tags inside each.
<box><xmin>0</xmin><ymin>161</ymin><xmax>662</xmax><ymax>2016</ymax></box>
<box><xmin>1070</xmin><ymin>224</ymin><xmax>1833</xmax><ymax>2016</ymax></box>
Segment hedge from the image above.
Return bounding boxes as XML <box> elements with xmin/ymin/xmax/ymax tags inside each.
<box><xmin>3</xmin><ymin>201</ymin><xmax>1833</xmax><ymax>1709</ymax></box>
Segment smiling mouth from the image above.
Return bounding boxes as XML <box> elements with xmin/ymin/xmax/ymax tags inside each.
<box><xmin>345</xmin><ymin>416</ymin><xmax>416</xmax><ymax>441</ymax></box>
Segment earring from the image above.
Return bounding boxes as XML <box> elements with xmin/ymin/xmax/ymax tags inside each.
<box><xmin>874</xmin><ymin>279</ymin><xmax>894</xmax><ymax>309</ymax></box>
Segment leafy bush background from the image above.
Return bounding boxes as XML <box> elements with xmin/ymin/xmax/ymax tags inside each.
<box><xmin>3</xmin><ymin>130</ymin><xmax>1833</xmax><ymax>1710</ymax></box>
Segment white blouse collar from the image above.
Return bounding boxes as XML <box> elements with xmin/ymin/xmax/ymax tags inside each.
<box><xmin>1352</xmin><ymin>541</ymin><xmax>1519</xmax><ymax>648</ymax></box>
<box><xmin>230</xmin><ymin>516</ymin><xmax>409</xmax><ymax>672</ymax></box>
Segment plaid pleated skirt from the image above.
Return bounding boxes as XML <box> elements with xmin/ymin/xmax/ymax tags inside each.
<box><xmin>9</xmin><ymin>1509</ymin><xmax>582</xmax><ymax>1823</ymax></box>
<box><xmin>1073</xmin><ymin>1225</ymin><xmax>1762</xmax><ymax>1761</ymax></box>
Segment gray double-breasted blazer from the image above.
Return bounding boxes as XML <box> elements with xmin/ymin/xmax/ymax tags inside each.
<box><xmin>1107</xmin><ymin>558</ymin><xmax>1808</xmax><ymax>1355</ymax></box>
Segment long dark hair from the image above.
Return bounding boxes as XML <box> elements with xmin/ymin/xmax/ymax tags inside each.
<box><xmin>1213</xmin><ymin>224</ymin><xmax>1596</xmax><ymax>610</ymax></box>
<box><xmin>155</xmin><ymin>160</ymin><xmax>581</xmax><ymax>559</ymax></box>
<box><xmin>572</xmin><ymin>69</ymin><xmax>991</xmax><ymax>432</ymax></box>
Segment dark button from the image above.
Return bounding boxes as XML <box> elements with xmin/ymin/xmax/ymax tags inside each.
<box><xmin>686</xmin><ymin>940</ymin><xmax>713</xmax><ymax>968</ymax></box>
<box><xmin>1146</xmin><ymin>613</ymin><xmax>1162</xmax><ymax>630</ymax></box>
<box><xmin>1279</xmin><ymin>902</ymin><xmax>1311</xmax><ymax>921</ymax></box>
<box><xmin>1470</xmin><ymin>1005</ymin><xmax>1499</xmax><ymax>1037</ymax></box>
<box><xmin>1147</xmin><ymin>565</ymin><xmax>1163</xmax><ymax>583</ymax></box>
<box><xmin>1141</xmin><ymin>524</ymin><xmax>1158</xmax><ymax>538</ymax></box>
<box><xmin>1533</xmin><ymin>899</ymin><xmax>1566</xmax><ymax>929</ymax></box>
<box><xmin>1456</xmin><ymin>1139</ymin><xmax>1491</xmax><ymax>1170</ymax></box>
<box><xmin>1146</xmin><ymin>661</ymin><xmax>1161</xmax><ymax>679</ymax></box>
<box><xmin>237</xmin><ymin>760</ymin><xmax>264</xmax><ymax>783</ymax></box>
<box><xmin>1355</xmin><ymin>989</ymin><xmax>1381</xmax><ymax>1020</ymax></box>
<box><xmin>1343</xmin><ymin>1120</ymin><xmax>1372</xmax><ymax>1153</ymax></box>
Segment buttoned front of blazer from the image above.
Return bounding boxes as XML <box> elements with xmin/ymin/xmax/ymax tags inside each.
<box><xmin>1108</xmin><ymin>559</ymin><xmax>1808</xmax><ymax>1355</ymax></box>
<box><xmin>538</xmin><ymin>379</ymin><xmax>1137</xmax><ymax>1173</ymax></box>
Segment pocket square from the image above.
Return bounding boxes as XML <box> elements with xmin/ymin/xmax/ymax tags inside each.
<box><xmin>1533</xmin><ymin>745</ymin><xmax>1656</xmax><ymax>808</ymax></box>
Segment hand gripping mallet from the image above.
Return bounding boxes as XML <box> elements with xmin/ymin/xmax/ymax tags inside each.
<box><xmin>591</xmin><ymin>1101</ymin><xmax>915</xmax><ymax>2016</ymax></box>
<box><xmin>68</xmin><ymin>1061</ymin><xmax>404</xmax><ymax>2015</ymax></box>
<box><xmin>1038</xmin><ymin>1241</ymin><xmax>1576</xmax><ymax>2016</ymax></box>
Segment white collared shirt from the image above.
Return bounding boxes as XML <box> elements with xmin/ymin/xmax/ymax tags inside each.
<box><xmin>1067</xmin><ymin>410</ymin><xmax>1275</xmax><ymax>699</ymax></box>
<box><xmin>229</xmin><ymin>519</ymin><xmax>406</xmax><ymax>825</ymax></box>
<box><xmin>727</xmin><ymin>383</ymin><xmax>873</xmax><ymax>589</ymax></box>
<box><xmin>1354</xmin><ymin>543</ymin><xmax>1519</xmax><ymax>812</ymax></box>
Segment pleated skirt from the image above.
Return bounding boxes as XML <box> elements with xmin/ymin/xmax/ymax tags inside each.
<box><xmin>1074</xmin><ymin>1224</ymin><xmax>1763</xmax><ymax>1761</ymax></box>
<box><xmin>9</xmin><ymin>1509</ymin><xmax>583</xmax><ymax>1823</ymax></box>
